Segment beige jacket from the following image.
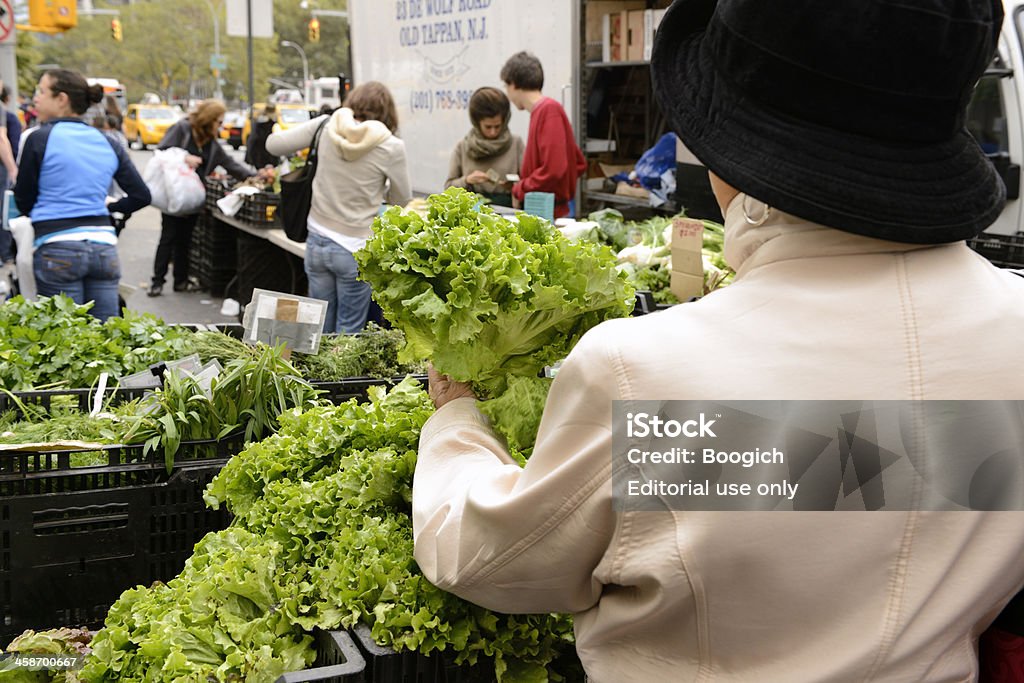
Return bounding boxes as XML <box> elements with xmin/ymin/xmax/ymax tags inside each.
<box><xmin>413</xmin><ymin>196</ymin><xmax>1024</xmax><ymax>682</ymax></box>
<box><xmin>266</xmin><ymin>108</ymin><xmax>411</xmax><ymax>239</ymax></box>
<box><xmin>444</xmin><ymin>134</ymin><xmax>524</xmax><ymax>199</ymax></box>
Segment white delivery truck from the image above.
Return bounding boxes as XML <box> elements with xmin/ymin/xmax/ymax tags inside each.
<box><xmin>349</xmin><ymin>0</ymin><xmax>579</xmax><ymax>195</ymax></box>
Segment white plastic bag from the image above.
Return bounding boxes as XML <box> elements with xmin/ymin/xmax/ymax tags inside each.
<box><xmin>143</xmin><ymin>148</ymin><xmax>206</xmax><ymax>215</ymax></box>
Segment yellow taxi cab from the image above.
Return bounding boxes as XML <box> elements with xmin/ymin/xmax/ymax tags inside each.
<box><xmin>122</xmin><ymin>103</ymin><xmax>180</xmax><ymax>148</ymax></box>
<box><xmin>241</xmin><ymin>103</ymin><xmax>319</xmax><ymax>146</ymax></box>
<box><xmin>220</xmin><ymin>110</ymin><xmax>246</xmax><ymax>149</ymax></box>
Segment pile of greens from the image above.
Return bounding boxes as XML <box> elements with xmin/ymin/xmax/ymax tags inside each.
<box><xmin>585</xmin><ymin>209</ymin><xmax>733</xmax><ymax>304</ymax></box>
<box><xmin>81</xmin><ymin>528</ymin><xmax>315</xmax><ymax>683</ymax></box>
<box><xmin>293</xmin><ymin>323</ymin><xmax>426</xmax><ymax>381</ymax></box>
<box><xmin>355</xmin><ymin>187</ymin><xmax>633</xmax><ymax>450</ymax></box>
<box><xmin>0</xmin><ymin>345</ymin><xmax>319</xmax><ymax>471</ymax></box>
<box><xmin>0</xmin><ymin>627</ymin><xmax>92</xmax><ymax>683</ymax></box>
<box><xmin>83</xmin><ymin>380</ymin><xmax>578</xmax><ymax>682</ymax></box>
<box><xmin>0</xmin><ymin>296</ymin><xmax>197</xmax><ymax>391</ymax></box>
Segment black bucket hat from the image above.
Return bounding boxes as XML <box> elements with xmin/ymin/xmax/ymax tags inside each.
<box><xmin>650</xmin><ymin>0</ymin><xmax>1006</xmax><ymax>244</ymax></box>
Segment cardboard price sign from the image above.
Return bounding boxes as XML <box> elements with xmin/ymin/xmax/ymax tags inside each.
<box><xmin>670</xmin><ymin>217</ymin><xmax>705</xmax><ymax>301</ymax></box>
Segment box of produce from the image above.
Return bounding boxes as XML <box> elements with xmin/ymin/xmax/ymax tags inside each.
<box><xmin>239</xmin><ymin>190</ymin><xmax>283</xmax><ymax>228</ymax></box>
<box><xmin>580</xmin><ymin>208</ymin><xmax>733</xmax><ymax>307</ymax></box>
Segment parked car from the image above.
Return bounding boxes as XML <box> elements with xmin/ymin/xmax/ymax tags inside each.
<box><xmin>241</xmin><ymin>103</ymin><xmax>319</xmax><ymax>146</ymax></box>
<box><xmin>220</xmin><ymin>110</ymin><xmax>246</xmax><ymax>149</ymax></box>
<box><xmin>122</xmin><ymin>103</ymin><xmax>180</xmax><ymax>149</ymax></box>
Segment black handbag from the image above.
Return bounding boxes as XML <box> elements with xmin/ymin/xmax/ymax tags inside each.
<box><xmin>279</xmin><ymin>117</ymin><xmax>329</xmax><ymax>243</ymax></box>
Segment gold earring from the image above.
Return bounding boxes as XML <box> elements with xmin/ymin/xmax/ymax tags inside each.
<box><xmin>742</xmin><ymin>196</ymin><xmax>772</xmax><ymax>227</ymax></box>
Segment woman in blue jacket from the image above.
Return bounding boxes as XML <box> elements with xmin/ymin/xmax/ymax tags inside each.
<box><xmin>15</xmin><ymin>69</ymin><xmax>150</xmax><ymax>320</ymax></box>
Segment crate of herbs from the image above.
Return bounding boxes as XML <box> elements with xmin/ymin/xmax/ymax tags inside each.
<box><xmin>0</xmin><ymin>296</ymin><xmax>198</xmax><ymax>398</ymax></box>
<box><xmin>199</xmin><ymin>322</ymin><xmax>429</xmax><ymax>404</ymax></box>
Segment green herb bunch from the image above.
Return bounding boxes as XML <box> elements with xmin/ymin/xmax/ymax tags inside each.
<box><xmin>119</xmin><ymin>344</ymin><xmax>320</xmax><ymax>469</ymax></box>
<box><xmin>293</xmin><ymin>323</ymin><xmax>426</xmax><ymax>381</ymax></box>
<box><xmin>0</xmin><ymin>296</ymin><xmax>196</xmax><ymax>391</ymax></box>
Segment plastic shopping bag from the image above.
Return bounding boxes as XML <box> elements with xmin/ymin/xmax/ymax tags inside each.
<box><xmin>144</xmin><ymin>148</ymin><xmax>206</xmax><ymax>215</ymax></box>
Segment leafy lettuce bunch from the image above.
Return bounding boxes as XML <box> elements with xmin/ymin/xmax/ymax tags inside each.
<box><xmin>355</xmin><ymin>188</ymin><xmax>634</xmax><ymax>397</ymax></box>
<box><xmin>205</xmin><ymin>378</ymin><xmax>578</xmax><ymax>682</ymax></box>
<box><xmin>81</xmin><ymin>528</ymin><xmax>315</xmax><ymax>683</ymax></box>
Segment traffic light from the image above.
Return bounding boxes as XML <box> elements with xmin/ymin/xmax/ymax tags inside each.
<box><xmin>308</xmin><ymin>17</ymin><xmax>320</xmax><ymax>43</ymax></box>
<box><xmin>111</xmin><ymin>17</ymin><xmax>123</xmax><ymax>42</ymax></box>
<box><xmin>27</xmin><ymin>0</ymin><xmax>77</xmax><ymax>31</ymax></box>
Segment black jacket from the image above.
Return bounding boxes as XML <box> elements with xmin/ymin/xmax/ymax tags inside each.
<box><xmin>244</xmin><ymin>118</ymin><xmax>281</xmax><ymax>169</ymax></box>
<box><xmin>158</xmin><ymin>118</ymin><xmax>255</xmax><ymax>181</ymax></box>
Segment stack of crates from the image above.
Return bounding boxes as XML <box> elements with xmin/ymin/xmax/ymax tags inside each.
<box><xmin>0</xmin><ymin>435</ymin><xmax>241</xmax><ymax>643</ymax></box>
<box><xmin>189</xmin><ymin>212</ymin><xmax>238</xmax><ymax>297</ymax></box>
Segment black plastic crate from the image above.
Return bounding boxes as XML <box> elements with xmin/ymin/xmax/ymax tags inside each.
<box><xmin>204</xmin><ymin>176</ymin><xmax>232</xmax><ymax>213</ymax></box>
<box><xmin>350</xmin><ymin>624</ymin><xmax>491</xmax><ymax>683</ymax></box>
<box><xmin>277</xmin><ymin>630</ymin><xmax>366</xmax><ymax>683</ymax></box>
<box><xmin>0</xmin><ymin>386</ymin><xmax>149</xmax><ymax>417</ymax></box>
<box><xmin>633</xmin><ymin>290</ymin><xmax>656</xmax><ymax>316</ymax></box>
<box><xmin>210</xmin><ymin>322</ymin><xmax>245</xmax><ymax>339</ymax></box>
<box><xmin>0</xmin><ymin>460</ymin><xmax>232</xmax><ymax>642</ymax></box>
<box><xmin>192</xmin><ymin>213</ymin><xmax>239</xmax><ymax>296</ymax></box>
<box><xmin>0</xmin><ymin>435</ymin><xmax>244</xmax><ymax>498</ymax></box>
<box><xmin>311</xmin><ymin>376</ymin><xmax>428</xmax><ymax>405</ymax></box>
<box><xmin>239</xmin><ymin>191</ymin><xmax>282</xmax><ymax>228</ymax></box>
<box><xmin>968</xmin><ymin>231</ymin><xmax>1024</xmax><ymax>268</ymax></box>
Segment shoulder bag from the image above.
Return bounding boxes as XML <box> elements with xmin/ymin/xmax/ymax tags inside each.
<box><xmin>279</xmin><ymin>118</ymin><xmax>329</xmax><ymax>243</ymax></box>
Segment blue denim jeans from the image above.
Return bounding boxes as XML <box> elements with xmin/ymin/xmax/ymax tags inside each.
<box><xmin>304</xmin><ymin>232</ymin><xmax>370</xmax><ymax>334</ymax></box>
<box><xmin>34</xmin><ymin>241</ymin><xmax>122</xmax><ymax>321</ymax></box>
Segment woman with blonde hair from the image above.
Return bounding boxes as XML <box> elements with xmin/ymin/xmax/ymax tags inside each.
<box><xmin>147</xmin><ymin>99</ymin><xmax>267</xmax><ymax>296</ymax></box>
<box><xmin>445</xmin><ymin>86</ymin><xmax>523</xmax><ymax>207</ymax></box>
<box><xmin>267</xmin><ymin>81</ymin><xmax>411</xmax><ymax>333</ymax></box>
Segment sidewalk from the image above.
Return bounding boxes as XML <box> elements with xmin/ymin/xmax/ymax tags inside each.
<box><xmin>117</xmin><ymin>205</ymin><xmax>239</xmax><ymax>326</ymax></box>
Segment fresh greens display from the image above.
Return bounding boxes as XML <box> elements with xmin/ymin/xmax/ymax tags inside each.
<box><xmin>0</xmin><ymin>296</ymin><xmax>197</xmax><ymax>391</ymax></box>
<box><xmin>83</xmin><ymin>380</ymin><xmax>577</xmax><ymax>682</ymax></box>
<box><xmin>356</xmin><ymin>187</ymin><xmax>633</xmax><ymax>450</ymax></box>
<box><xmin>0</xmin><ymin>627</ymin><xmax>92</xmax><ymax>683</ymax></box>
<box><xmin>584</xmin><ymin>209</ymin><xmax>733</xmax><ymax>304</ymax></box>
<box><xmin>293</xmin><ymin>323</ymin><xmax>425</xmax><ymax>381</ymax></box>
<box><xmin>118</xmin><ymin>345</ymin><xmax>320</xmax><ymax>468</ymax></box>
<box><xmin>0</xmin><ymin>345</ymin><xmax>319</xmax><ymax>471</ymax></box>
<box><xmin>81</xmin><ymin>528</ymin><xmax>315</xmax><ymax>683</ymax></box>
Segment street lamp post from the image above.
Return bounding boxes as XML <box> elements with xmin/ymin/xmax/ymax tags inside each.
<box><xmin>202</xmin><ymin>0</ymin><xmax>223</xmax><ymax>101</ymax></box>
<box><xmin>280</xmin><ymin>40</ymin><xmax>310</xmax><ymax>103</ymax></box>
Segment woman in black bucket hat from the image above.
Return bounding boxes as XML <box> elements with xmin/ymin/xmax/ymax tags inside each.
<box><xmin>650</xmin><ymin>0</ymin><xmax>1007</xmax><ymax>242</ymax></box>
<box><xmin>411</xmin><ymin>2</ymin><xmax>1024</xmax><ymax>681</ymax></box>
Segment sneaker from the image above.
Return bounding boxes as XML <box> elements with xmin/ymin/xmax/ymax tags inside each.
<box><xmin>147</xmin><ymin>284</ymin><xmax>163</xmax><ymax>297</ymax></box>
<box><xmin>173</xmin><ymin>280</ymin><xmax>203</xmax><ymax>293</ymax></box>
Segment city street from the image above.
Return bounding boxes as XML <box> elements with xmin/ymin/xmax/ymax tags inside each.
<box><xmin>118</xmin><ymin>144</ymin><xmax>245</xmax><ymax>325</ymax></box>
